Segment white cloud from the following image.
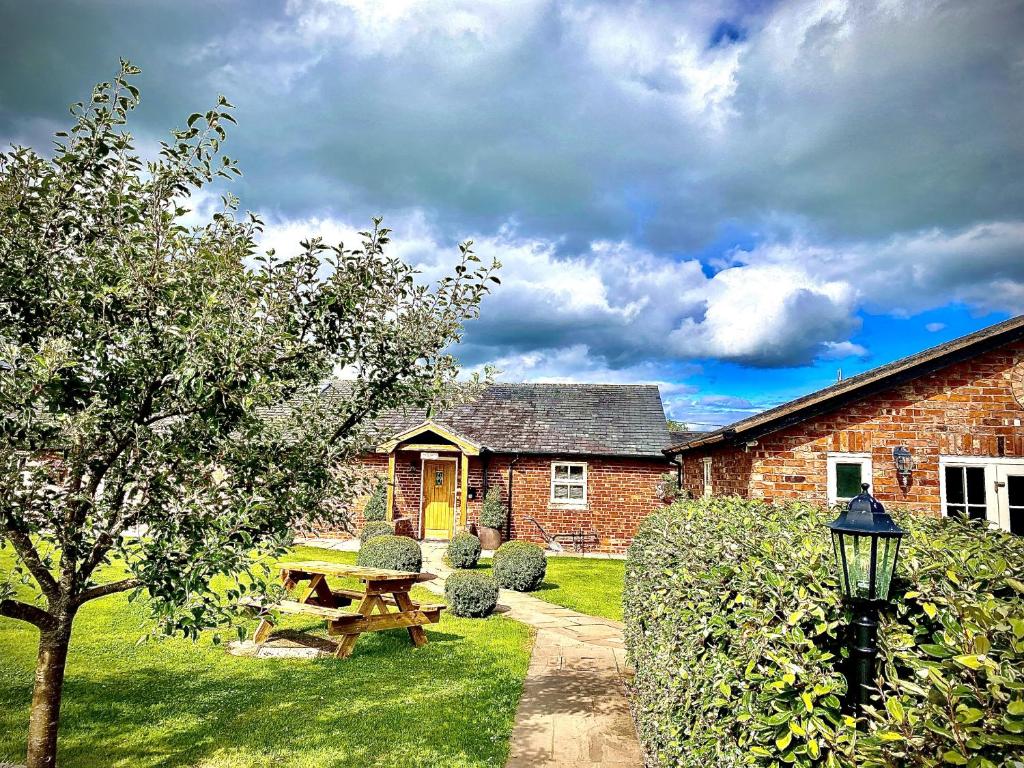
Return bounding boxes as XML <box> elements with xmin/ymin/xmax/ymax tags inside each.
<box><xmin>925</xmin><ymin>322</ymin><xmax>946</xmax><ymax>333</ymax></box>
<box><xmin>668</xmin><ymin>263</ymin><xmax>860</xmax><ymax>366</ymax></box>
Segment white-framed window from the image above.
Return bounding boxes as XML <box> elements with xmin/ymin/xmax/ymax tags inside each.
<box><xmin>938</xmin><ymin>456</ymin><xmax>1024</xmax><ymax>534</ymax></box>
<box><xmin>942</xmin><ymin>463</ymin><xmax>989</xmax><ymax>522</ymax></box>
<box><xmin>826</xmin><ymin>452</ymin><xmax>873</xmax><ymax>506</ymax></box>
<box><xmin>551</xmin><ymin>461</ymin><xmax>587</xmax><ymax>506</ymax></box>
<box><xmin>702</xmin><ymin>457</ymin><xmax>712</xmax><ymax>499</ymax></box>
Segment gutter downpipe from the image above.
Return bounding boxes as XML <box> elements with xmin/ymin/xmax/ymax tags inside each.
<box><xmin>668</xmin><ymin>455</ymin><xmax>682</xmax><ymax>486</ymax></box>
<box><xmin>507</xmin><ymin>454</ymin><xmax>521</xmax><ymax>542</ymax></box>
<box><xmin>481</xmin><ymin>450</ymin><xmax>490</xmax><ymax>502</ymax></box>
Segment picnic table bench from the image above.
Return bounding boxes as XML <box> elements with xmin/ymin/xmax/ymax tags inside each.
<box><xmin>242</xmin><ymin>560</ymin><xmax>443</xmax><ymax>658</ymax></box>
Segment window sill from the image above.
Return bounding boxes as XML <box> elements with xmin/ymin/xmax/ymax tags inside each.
<box><xmin>547</xmin><ymin>502</ymin><xmax>589</xmax><ymax>511</ymax></box>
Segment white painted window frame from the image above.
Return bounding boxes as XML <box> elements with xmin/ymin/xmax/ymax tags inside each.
<box><xmin>826</xmin><ymin>452</ymin><xmax>873</xmax><ymax>506</ymax></box>
<box><xmin>702</xmin><ymin>457</ymin><xmax>712</xmax><ymax>499</ymax></box>
<box><xmin>550</xmin><ymin>461</ymin><xmax>587</xmax><ymax>507</ymax></box>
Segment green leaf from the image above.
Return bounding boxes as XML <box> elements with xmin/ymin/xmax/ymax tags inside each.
<box><xmin>1008</xmin><ymin>700</ymin><xmax>1024</xmax><ymax>717</ymax></box>
<box><xmin>886</xmin><ymin>697</ymin><xmax>905</xmax><ymax>723</ymax></box>
<box><xmin>957</xmin><ymin>708</ymin><xmax>984</xmax><ymax>724</ymax></box>
<box><xmin>954</xmin><ymin>654</ymin><xmax>983</xmax><ymax>670</ymax></box>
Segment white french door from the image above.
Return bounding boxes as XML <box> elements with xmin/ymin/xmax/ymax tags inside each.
<box><xmin>940</xmin><ymin>457</ymin><xmax>1024</xmax><ymax>535</ymax></box>
<box><xmin>995</xmin><ymin>465</ymin><xmax>1024</xmax><ymax>536</ymax></box>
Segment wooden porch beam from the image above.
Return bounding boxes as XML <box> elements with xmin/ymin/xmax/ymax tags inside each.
<box><xmin>386</xmin><ymin>452</ymin><xmax>396</xmax><ymax>521</ymax></box>
<box><xmin>460</xmin><ymin>452</ymin><xmax>469</xmax><ymax>528</ymax></box>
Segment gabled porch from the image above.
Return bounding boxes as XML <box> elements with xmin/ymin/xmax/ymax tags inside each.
<box><xmin>376</xmin><ymin>420</ymin><xmax>482</xmax><ymax>540</ymax></box>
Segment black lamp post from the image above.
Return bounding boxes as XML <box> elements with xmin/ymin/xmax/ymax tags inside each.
<box><xmin>826</xmin><ymin>483</ymin><xmax>905</xmax><ymax>721</ymax></box>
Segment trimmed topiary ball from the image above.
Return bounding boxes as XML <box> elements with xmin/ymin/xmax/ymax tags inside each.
<box><xmin>447</xmin><ymin>532</ymin><xmax>482</xmax><ymax>569</ymax></box>
<box><xmin>357</xmin><ymin>534</ymin><xmax>422</xmax><ymax>572</ymax></box>
<box><xmin>359</xmin><ymin>520</ymin><xmax>393</xmax><ymax>543</ymax></box>
<box><xmin>362</xmin><ymin>478</ymin><xmax>387</xmax><ymax>522</ymax></box>
<box><xmin>493</xmin><ymin>540</ymin><xmax>547</xmax><ymax>592</ymax></box>
<box><xmin>445</xmin><ymin>570</ymin><xmax>499</xmax><ymax>618</ymax></box>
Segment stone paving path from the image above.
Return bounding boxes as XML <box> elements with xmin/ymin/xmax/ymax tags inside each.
<box><xmin>419</xmin><ymin>544</ymin><xmax>643</xmax><ymax>768</ymax></box>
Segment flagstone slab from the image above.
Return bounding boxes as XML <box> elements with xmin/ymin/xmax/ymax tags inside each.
<box><xmin>419</xmin><ymin>544</ymin><xmax>643</xmax><ymax>767</ymax></box>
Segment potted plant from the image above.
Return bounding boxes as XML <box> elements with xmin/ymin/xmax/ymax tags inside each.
<box><xmin>477</xmin><ymin>487</ymin><xmax>507</xmax><ymax>550</ymax></box>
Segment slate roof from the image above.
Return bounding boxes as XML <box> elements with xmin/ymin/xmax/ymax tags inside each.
<box><xmin>329</xmin><ymin>382</ymin><xmax>672</xmax><ymax>458</ymax></box>
<box><xmin>668</xmin><ymin>429</ymin><xmax>703</xmax><ymax>447</ymax></box>
<box><xmin>666</xmin><ymin>313</ymin><xmax>1024</xmax><ymax>455</ymax></box>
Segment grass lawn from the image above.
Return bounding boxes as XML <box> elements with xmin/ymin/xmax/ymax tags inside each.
<box><xmin>480</xmin><ymin>555</ymin><xmax>626</xmax><ymax>621</ymax></box>
<box><xmin>0</xmin><ymin>545</ymin><xmax>533</xmax><ymax>768</ymax></box>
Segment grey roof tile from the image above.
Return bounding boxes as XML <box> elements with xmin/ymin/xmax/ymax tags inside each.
<box><xmin>335</xmin><ymin>382</ymin><xmax>671</xmax><ymax>457</ymax></box>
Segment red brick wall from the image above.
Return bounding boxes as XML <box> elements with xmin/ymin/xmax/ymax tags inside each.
<box><xmin>469</xmin><ymin>456</ymin><xmax>670</xmax><ymax>553</ymax></box>
<box><xmin>334</xmin><ymin>451</ymin><xmax>670</xmax><ymax>553</ymax></box>
<box><xmin>679</xmin><ymin>340</ymin><xmax>1024</xmax><ymax>515</ymax></box>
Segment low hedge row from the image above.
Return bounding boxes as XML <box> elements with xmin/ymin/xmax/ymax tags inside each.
<box><xmin>357</xmin><ymin>534</ymin><xmax>422</xmax><ymax>573</ymax></box>
<box><xmin>447</xmin><ymin>532</ymin><xmax>482</xmax><ymax>569</ymax></box>
<box><xmin>624</xmin><ymin>497</ymin><xmax>1024</xmax><ymax>768</ymax></box>
<box><xmin>445</xmin><ymin>570</ymin><xmax>499</xmax><ymax>617</ymax></box>
<box><xmin>493</xmin><ymin>541</ymin><xmax>546</xmax><ymax>592</ymax></box>
<box><xmin>359</xmin><ymin>520</ymin><xmax>393</xmax><ymax>543</ymax></box>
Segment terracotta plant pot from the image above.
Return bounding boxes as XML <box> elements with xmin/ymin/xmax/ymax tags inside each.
<box><xmin>477</xmin><ymin>525</ymin><xmax>502</xmax><ymax>551</ymax></box>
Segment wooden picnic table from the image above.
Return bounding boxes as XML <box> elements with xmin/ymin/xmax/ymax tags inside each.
<box><xmin>246</xmin><ymin>560</ymin><xmax>443</xmax><ymax>659</ymax></box>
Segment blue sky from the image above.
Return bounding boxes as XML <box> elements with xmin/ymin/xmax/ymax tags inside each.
<box><xmin>1</xmin><ymin>0</ymin><xmax>1022</xmax><ymax>428</ymax></box>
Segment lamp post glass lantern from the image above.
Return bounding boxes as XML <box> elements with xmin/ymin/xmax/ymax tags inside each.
<box><xmin>828</xmin><ymin>483</ymin><xmax>904</xmax><ymax>602</ymax></box>
<box><xmin>826</xmin><ymin>483</ymin><xmax>905</xmax><ymax>720</ymax></box>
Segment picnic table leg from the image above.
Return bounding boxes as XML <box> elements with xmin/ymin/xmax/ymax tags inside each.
<box><xmin>393</xmin><ymin>591</ymin><xmax>429</xmax><ymax>648</ymax></box>
<box><xmin>252</xmin><ymin>570</ymin><xmax>298</xmax><ymax>645</ymax></box>
<box><xmin>253</xmin><ymin>616</ymin><xmax>275</xmax><ymax>644</ymax></box>
<box><xmin>298</xmin><ymin>573</ymin><xmax>335</xmax><ymax>607</ymax></box>
<box><xmin>334</xmin><ymin>594</ymin><xmax>380</xmax><ymax>659</ymax></box>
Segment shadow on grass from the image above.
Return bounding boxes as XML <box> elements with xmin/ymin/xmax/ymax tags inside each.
<box><xmin>13</xmin><ymin>620</ymin><xmax>525</xmax><ymax>768</ymax></box>
<box><xmin>534</xmin><ymin>582</ymin><xmax>560</xmax><ymax>593</ymax></box>
<box><xmin>0</xmin><ymin>545</ymin><xmax>531</xmax><ymax>768</ymax></box>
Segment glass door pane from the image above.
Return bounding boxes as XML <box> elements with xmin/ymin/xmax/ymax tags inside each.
<box><xmin>996</xmin><ymin>465</ymin><xmax>1024</xmax><ymax>535</ymax></box>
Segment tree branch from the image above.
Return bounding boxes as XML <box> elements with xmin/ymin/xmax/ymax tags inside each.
<box><xmin>2</xmin><ymin>528</ymin><xmax>60</xmax><ymax>602</ymax></box>
<box><xmin>0</xmin><ymin>598</ymin><xmax>55</xmax><ymax>630</ymax></box>
<box><xmin>76</xmin><ymin>578</ymin><xmax>139</xmax><ymax>606</ymax></box>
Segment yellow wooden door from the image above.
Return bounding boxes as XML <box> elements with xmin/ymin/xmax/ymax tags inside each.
<box><xmin>423</xmin><ymin>460</ymin><xmax>455</xmax><ymax>540</ymax></box>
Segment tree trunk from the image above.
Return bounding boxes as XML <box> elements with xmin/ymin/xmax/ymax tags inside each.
<box><xmin>26</xmin><ymin>622</ymin><xmax>73</xmax><ymax>768</ymax></box>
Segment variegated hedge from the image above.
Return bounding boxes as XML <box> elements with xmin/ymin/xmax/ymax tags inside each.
<box><xmin>624</xmin><ymin>498</ymin><xmax>1024</xmax><ymax>768</ymax></box>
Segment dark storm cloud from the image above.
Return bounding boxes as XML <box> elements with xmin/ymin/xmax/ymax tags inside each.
<box><xmin>2</xmin><ymin>0</ymin><xmax>1022</xmax><ymax>417</ymax></box>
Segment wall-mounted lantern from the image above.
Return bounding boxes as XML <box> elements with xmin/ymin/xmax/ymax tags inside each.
<box><xmin>826</xmin><ymin>484</ymin><xmax>905</xmax><ymax>722</ymax></box>
<box><xmin>892</xmin><ymin>446</ymin><xmax>915</xmax><ymax>479</ymax></box>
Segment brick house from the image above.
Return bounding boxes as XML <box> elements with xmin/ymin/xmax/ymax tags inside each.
<box><xmin>346</xmin><ymin>383</ymin><xmax>674</xmax><ymax>553</ymax></box>
<box><xmin>666</xmin><ymin>315</ymin><xmax>1024</xmax><ymax>535</ymax></box>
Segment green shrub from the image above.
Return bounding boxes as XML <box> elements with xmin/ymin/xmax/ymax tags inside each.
<box><xmin>479</xmin><ymin>487</ymin><xmax>507</xmax><ymax>529</ymax></box>
<box><xmin>445</xmin><ymin>570</ymin><xmax>499</xmax><ymax>618</ymax></box>
<box><xmin>362</xmin><ymin>478</ymin><xmax>387</xmax><ymax>521</ymax></box>
<box><xmin>357</xmin><ymin>534</ymin><xmax>422</xmax><ymax>573</ymax></box>
<box><xmin>493</xmin><ymin>540</ymin><xmax>547</xmax><ymax>592</ymax></box>
<box><xmin>447</xmin><ymin>532</ymin><xmax>482</xmax><ymax>569</ymax></box>
<box><xmin>624</xmin><ymin>497</ymin><xmax>1024</xmax><ymax>768</ymax></box>
<box><xmin>359</xmin><ymin>520</ymin><xmax>393</xmax><ymax>543</ymax></box>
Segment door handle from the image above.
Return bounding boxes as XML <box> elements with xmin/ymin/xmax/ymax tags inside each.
<box><xmin>995</xmin><ymin>481</ymin><xmax>1006</xmax><ymax>488</ymax></box>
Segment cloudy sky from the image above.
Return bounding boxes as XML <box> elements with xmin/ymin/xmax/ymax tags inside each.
<box><xmin>2</xmin><ymin>0</ymin><xmax>1022</xmax><ymax>428</ymax></box>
